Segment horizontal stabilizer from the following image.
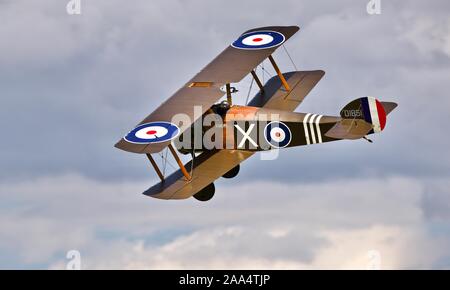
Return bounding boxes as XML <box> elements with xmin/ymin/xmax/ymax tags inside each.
<box><xmin>381</xmin><ymin>101</ymin><xmax>398</xmax><ymax>115</ymax></box>
<box><xmin>325</xmin><ymin>119</ymin><xmax>373</xmax><ymax>140</ymax></box>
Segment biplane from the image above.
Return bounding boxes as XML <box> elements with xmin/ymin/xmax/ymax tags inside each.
<box><xmin>115</xmin><ymin>25</ymin><xmax>397</xmax><ymax>202</ymax></box>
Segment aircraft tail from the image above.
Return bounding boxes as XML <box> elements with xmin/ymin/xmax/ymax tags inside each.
<box><xmin>325</xmin><ymin>96</ymin><xmax>397</xmax><ymax>140</ymax></box>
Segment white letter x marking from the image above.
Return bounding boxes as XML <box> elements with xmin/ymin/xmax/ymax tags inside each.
<box><xmin>235</xmin><ymin>124</ymin><xmax>258</xmax><ymax>148</ymax></box>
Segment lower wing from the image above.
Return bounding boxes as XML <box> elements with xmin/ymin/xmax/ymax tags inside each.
<box><xmin>143</xmin><ymin>150</ymin><xmax>254</xmax><ymax>200</ymax></box>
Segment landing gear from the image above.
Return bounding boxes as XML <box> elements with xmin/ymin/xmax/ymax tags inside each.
<box><xmin>222</xmin><ymin>165</ymin><xmax>240</xmax><ymax>179</ymax></box>
<box><xmin>193</xmin><ymin>183</ymin><xmax>215</xmax><ymax>202</ymax></box>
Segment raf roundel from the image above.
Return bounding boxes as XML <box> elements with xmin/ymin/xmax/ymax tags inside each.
<box><xmin>124</xmin><ymin>121</ymin><xmax>180</xmax><ymax>144</ymax></box>
<box><xmin>264</xmin><ymin>121</ymin><xmax>292</xmax><ymax>148</ymax></box>
<box><xmin>232</xmin><ymin>30</ymin><xmax>286</xmax><ymax>50</ymax></box>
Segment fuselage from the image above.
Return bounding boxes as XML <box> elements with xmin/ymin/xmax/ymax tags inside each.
<box><xmin>174</xmin><ymin>105</ymin><xmax>341</xmax><ymax>153</ymax></box>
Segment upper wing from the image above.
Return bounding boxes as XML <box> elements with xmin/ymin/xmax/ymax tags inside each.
<box><xmin>143</xmin><ymin>150</ymin><xmax>254</xmax><ymax>200</ymax></box>
<box><xmin>248</xmin><ymin>70</ymin><xmax>325</xmax><ymax>111</ymax></box>
<box><xmin>115</xmin><ymin>26</ymin><xmax>300</xmax><ymax>154</ymax></box>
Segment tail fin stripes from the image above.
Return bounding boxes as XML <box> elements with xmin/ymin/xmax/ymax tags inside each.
<box><xmin>361</xmin><ymin>97</ymin><xmax>386</xmax><ymax>133</ymax></box>
<box><xmin>341</xmin><ymin>96</ymin><xmax>388</xmax><ymax>133</ymax></box>
<box><xmin>327</xmin><ymin>96</ymin><xmax>397</xmax><ymax>140</ymax></box>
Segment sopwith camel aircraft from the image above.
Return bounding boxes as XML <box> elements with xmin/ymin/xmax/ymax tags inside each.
<box><xmin>115</xmin><ymin>25</ymin><xmax>397</xmax><ymax>201</ymax></box>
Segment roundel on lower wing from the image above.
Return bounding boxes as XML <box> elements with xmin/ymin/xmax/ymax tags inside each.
<box><xmin>264</xmin><ymin>121</ymin><xmax>292</xmax><ymax>148</ymax></box>
<box><xmin>232</xmin><ymin>30</ymin><xmax>285</xmax><ymax>50</ymax></box>
<box><xmin>124</xmin><ymin>121</ymin><xmax>180</xmax><ymax>144</ymax></box>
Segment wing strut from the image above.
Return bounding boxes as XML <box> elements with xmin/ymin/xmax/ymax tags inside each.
<box><xmin>146</xmin><ymin>154</ymin><xmax>164</xmax><ymax>182</ymax></box>
<box><xmin>225</xmin><ymin>83</ymin><xmax>233</xmax><ymax>105</ymax></box>
<box><xmin>146</xmin><ymin>146</ymin><xmax>192</xmax><ymax>182</ymax></box>
<box><xmin>168</xmin><ymin>144</ymin><xmax>192</xmax><ymax>181</ymax></box>
<box><xmin>251</xmin><ymin>70</ymin><xmax>265</xmax><ymax>93</ymax></box>
<box><xmin>268</xmin><ymin>55</ymin><xmax>290</xmax><ymax>91</ymax></box>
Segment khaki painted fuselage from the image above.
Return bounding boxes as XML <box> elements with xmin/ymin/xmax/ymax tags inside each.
<box><xmin>175</xmin><ymin>105</ymin><xmax>342</xmax><ymax>152</ymax></box>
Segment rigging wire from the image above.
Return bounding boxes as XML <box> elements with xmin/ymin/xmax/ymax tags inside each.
<box><xmin>282</xmin><ymin>44</ymin><xmax>298</xmax><ymax>71</ymax></box>
<box><xmin>159</xmin><ymin>149</ymin><xmax>178</xmax><ymax>172</ymax></box>
<box><xmin>259</xmin><ymin>63</ymin><xmax>273</xmax><ymax>80</ymax></box>
<box><xmin>162</xmin><ymin>148</ymin><xmax>168</xmax><ymax>175</ymax></box>
<box><xmin>262</xmin><ymin>62</ymin><xmax>265</xmax><ymax>84</ymax></box>
<box><xmin>245</xmin><ymin>75</ymin><xmax>255</xmax><ymax>105</ymax></box>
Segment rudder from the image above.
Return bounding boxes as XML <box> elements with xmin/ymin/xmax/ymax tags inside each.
<box><xmin>340</xmin><ymin>96</ymin><xmax>388</xmax><ymax>133</ymax></box>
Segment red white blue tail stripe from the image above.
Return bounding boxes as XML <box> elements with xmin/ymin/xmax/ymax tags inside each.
<box><xmin>361</xmin><ymin>97</ymin><xmax>386</xmax><ymax>133</ymax></box>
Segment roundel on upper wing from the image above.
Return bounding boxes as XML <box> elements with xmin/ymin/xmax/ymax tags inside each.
<box><xmin>264</xmin><ymin>121</ymin><xmax>292</xmax><ymax>148</ymax></box>
<box><xmin>232</xmin><ymin>30</ymin><xmax>285</xmax><ymax>50</ymax></box>
<box><xmin>124</xmin><ymin>121</ymin><xmax>180</xmax><ymax>144</ymax></box>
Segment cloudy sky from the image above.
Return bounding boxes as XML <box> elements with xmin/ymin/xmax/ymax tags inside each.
<box><xmin>1</xmin><ymin>0</ymin><xmax>449</xmax><ymax>269</ymax></box>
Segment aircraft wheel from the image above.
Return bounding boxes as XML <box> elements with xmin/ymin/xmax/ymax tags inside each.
<box><xmin>222</xmin><ymin>165</ymin><xmax>240</xmax><ymax>179</ymax></box>
<box><xmin>193</xmin><ymin>183</ymin><xmax>215</xmax><ymax>202</ymax></box>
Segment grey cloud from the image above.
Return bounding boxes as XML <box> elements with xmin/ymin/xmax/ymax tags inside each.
<box><xmin>422</xmin><ymin>180</ymin><xmax>450</xmax><ymax>221</ymax></box>
<box><xmin>0</xmin><ymin>174</ymin><xmax>447</xmax><ymax>269</ymax></box>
